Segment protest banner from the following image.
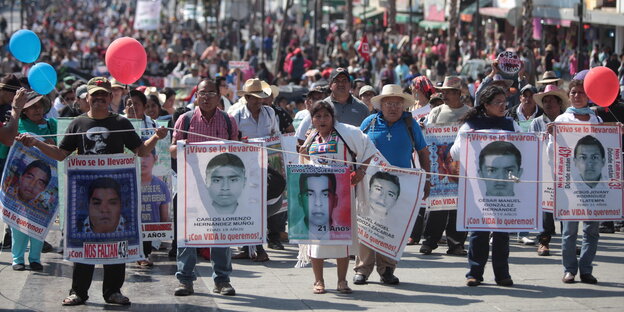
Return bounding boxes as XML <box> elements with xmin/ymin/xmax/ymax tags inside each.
<box><xmin>281</xmin><ymin>132</ymin><xmax>299</xmax><ymax>167</ymax></box>
<box><xmin>64</xmin><ymin>154</ymin><xmax>143</xmax><ymax>264</ymax></box>
<box><xmin>497</xmin><ymin>51</ymin><xmax>522</xmax><ymax>75</ymax></box>
<box><xmin>356</xmin><ymin>155</ymin><xmax>425</xmax><ymax>260</ymax></box>
<box><xmin>134</xmin><ymin>0</ymin><xmax>162</xmax><ymax>30</ymax></box>
<box><xmin>424</xmin><ymin>123</ymin><xmax>460</xmax><ymax>211</ymax></box>
<box><xmin>56</xmin><ymin>117</ymin><xmax>74</xmax><ymax>228</ymax></box>
<box><xmin>250</xmin><ymin>135</ymin><xmax>288</xmax><ymax>215</ymax></box>
<box><xmin>412</xmin><ymin>105</ymin><xmax>431</xmax><ymax>121</ymax></box>
<box><xmin>287</xmin><ymin>165</ymin><xmax>352</xmax><ymax>245</ymax></box>
<box><xmin>0</xmin><ymin>140</ymin><xmax>58</xmax><ymax>241</ymax></box>
<box><xmin>140</xmin><ymin>119</ymin><xmax>174</xmax><ymax>241</ymax></box>
<box><xmin>457</xmin><ymin>131</ymin><xmax>542</xmax><ymax>232</ymax></box>
<box><xmin>228</xmin><ymin>61</ymin><xmax>250</xmax><ymax>70</ymax></box>
<box><xmin>540</xmin><ymin>134</ymin><xmax>554</xmax><ymax>212</ymax></box>
<box><xmin>177</xmin><ymin>141</ymin><xmax>266</xmax><ymax>247</ymax></box>
<box><xmin>553</xmin><ymin>123</ymin><xmax>623</xmax><ymax>221</ymax></box>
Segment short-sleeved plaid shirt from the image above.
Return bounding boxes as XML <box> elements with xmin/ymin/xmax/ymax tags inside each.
<box><xmin>172</xmin><ymin>107</ymin><xmax>238</xmax><ymax>143</ymax></box>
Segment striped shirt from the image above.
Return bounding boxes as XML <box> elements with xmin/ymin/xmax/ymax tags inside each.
<box><xmin>172</xmin><ymin>107</ymin><xmax>238</xmax><ymax>143</ymax></box>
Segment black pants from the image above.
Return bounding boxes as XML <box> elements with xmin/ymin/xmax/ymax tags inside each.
<box><xmin>422</xmin><ymin>210</ymin><xmax>467</xmax><ymax>250</ymax></box>
<box><xmin>70</xmin><ymin>263</ymin><xmax>125</xmax><ymax>300</ymax></box>
<box><xmin>143</xmin><ymin>241</ymin><xmax>152</xmax><ymax>257</ymax></box>
<box><xmin>537</xmin><ymin>212</ymin><xmax>556</xmax><ymax>243</ymax></box>
<box><xmin>267</xmin><ymin>211</ymin><xmax>287</xmax><ymax>242</ymax></box>
<box><xmin>409</xmin><ymin>207</ymin><xmax>427</xmax><ymax>242</ymax></box>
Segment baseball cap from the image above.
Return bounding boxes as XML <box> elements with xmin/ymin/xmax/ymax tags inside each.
<box><xmin>76</xmin><ymin>85</ymin><xmax>88</xmax><ymax>99</ymax></box>
<box><xmin>87</xmin><ymin>77</ymin><xmax>112</xmax><ymax>94</ymax></box>
<box><xmin>330</xmin><ymin>67</ymin><xmax>350</xmax><ymax>82</ymax></box>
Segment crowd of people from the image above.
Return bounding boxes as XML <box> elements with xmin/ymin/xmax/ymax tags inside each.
<box><xmin>0</xmin><ymin>0</ymin><xmax>623</xmax><ymax>307</ymax></box>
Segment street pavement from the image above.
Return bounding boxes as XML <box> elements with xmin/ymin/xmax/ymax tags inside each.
<box><xmin>0</xmin><ymin>222</ymin><xmax>622</xmax><ymax>311</ymax></box>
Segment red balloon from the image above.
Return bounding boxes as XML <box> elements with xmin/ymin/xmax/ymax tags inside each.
<box><xmin>584</xmin><ymin>66</ymin><xmax>619</xmax><ymax>108</ymax></box>
<box><xmin>105</xmin><ymin>37</ymin><xmax>147</xmax><ymax>85</ymax></box>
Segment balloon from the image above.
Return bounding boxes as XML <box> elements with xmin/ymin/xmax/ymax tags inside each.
<box><xmin>9</xmin><ymin>29</ymin><xmax>41</xmax><ymax>63</ymax></box>
<box><xmin>28</xmin><ymin>63</ymin><xmax>57</xmax><ymax>95</ymax></box>
<box><xmin>573</xmin><ymin>69</ymin><xmax>589</xmax><ymax>80</ymax></box>
<box><xmin>105</xmin><ymin>37</ymin><xmax>147</xmax><ymax>84</ymax></box>
<box><xmin>584</xmin><ymin>66</ymin><xmax>619</xmax><ymax>108</ymax></box>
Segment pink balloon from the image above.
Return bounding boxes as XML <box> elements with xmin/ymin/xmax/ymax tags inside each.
<box><xmin>584</xmin><ymin>66</ymin><xmax>619</xmax><ymax>108</ymax></box>
<box><xmin>105</xmin><ymin>37</ymin><xmax>147</xmax><ymax>85</ymax></box>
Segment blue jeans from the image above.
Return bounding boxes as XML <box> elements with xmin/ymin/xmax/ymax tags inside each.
<box><xmin>561</xmin><ymin>221</ymin><xmax>599</xmax><ymax>275</ymax></box>
<box><xmin>466</xmin><ymin>231</ymin><xmax>510</xmax><ymax>282</ymax></box>
<box><xmin>11</xmin><ymin>227</ymin><xmax>43</xmax><ymax>265</ymax></box>
<box><xmin>176</xmin><ymin>247</ymin><xmax>232</xmax><ymax>284</ymax></box>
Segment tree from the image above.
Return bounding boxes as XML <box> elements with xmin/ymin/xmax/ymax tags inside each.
<box><xmin>521</xmin><ymin>0</ymin><xmax>536</xmax><ymax>84</ymax></box>
<box><xmin>388</xmin><ymin>0</ymin><xmax>396</xmax><ymax>31</ymax></box>
<box><xmin>447</xmin><ymin>0</ymin><xmax>458</xmax><ymax>61</ymax></box>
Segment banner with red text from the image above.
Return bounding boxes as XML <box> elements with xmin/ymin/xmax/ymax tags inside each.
<box><xmin>424</xmin><ymin>123</ymin><xmax>460</xmax><ymax>211</ymax></box>
<box><xmin>457</xmin><ymin>131</ymin><xmax>542</xmax><ymax>232</ymax></box>
<box><xmin>540</xmin><ymin>134</ymin><xmax>555</xmax><ymax>212</ymax></box>
<box><xmin>356</xmin><ymin>155</ymin><xmax>425</xmax><ymax>260</ymax></box>
<box><xmin>553</xmin><ymin>123</ymin><xmax>623</xmax><ymax>221</ymax></box>
<box><xmin>177</xmin><ymin>141</ymin><xmax>267</xmax><ymax>247</ymax></box>
<box><xmin>64</xmin><ymin>154</ymin><xmax>142</xmax><ymax>264</ymax></box>
<box><xmin>1</xmin><ymin>140</ymin><xmax>59</xmax><ymax>241</ymax></box>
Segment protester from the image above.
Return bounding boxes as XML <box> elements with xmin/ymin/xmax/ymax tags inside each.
<box><xmin>358</xmin><ymin>85</ymin><xmax>377</xmax><ymax>113</ymax></box>
<box><xmin>16</xmin><ymin>77</ymin><xmax>168</xmax><ymax>306</ymax></box>
<box><xmin>169</xmin><ymin>79</ymin><xmax>239</xmax><ymax>296</ymax></box>
<box><xmin>450</xmin><ymin>85</ymin><xmax>522</xmax><ymax>287</ymax></box>
<box><xmin>355</xmin><ymin>84</ymin><xmax>430</xmax><ymax>285</ymax></box>
<box><xmin>298</xmin><ymin>100</ymin><xmax>378</xmax><ymax>294</ymax></box>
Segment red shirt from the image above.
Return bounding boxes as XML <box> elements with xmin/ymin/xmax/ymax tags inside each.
<box><xmin>172</xmin><ymin>107</ymin><xmax>238</xmax><ymax>143</ymax></box>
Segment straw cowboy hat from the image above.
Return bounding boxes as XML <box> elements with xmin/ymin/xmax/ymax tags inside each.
<box><xmin>144</xmin><ymin>86</ymin><xmax>167</xmax><ymax>105</ymax></box>
<box><xmin>536</xmin><ymin>71</ymin><xmax>562</xmax><ymax>85</ymax></box>
<box><xmin>236</xmin><ymin>78</ymin><xmax>270</xmax><ymax>98</ymax></box>
<box><xmin>533</xmin><ymin>84</ymin><xmax>569</xmax><ymax>109</ymax></box>
<box><xmin>435</xmin><ymin>76</ymin><xmax>462</xmax><ymax>91</ymax></box>
<box><xmin>371</xmin><ymin>84</ymin><xmax>415</xmax><ymax>110</ymax></box>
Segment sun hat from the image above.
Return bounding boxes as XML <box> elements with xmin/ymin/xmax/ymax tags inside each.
<box><xmin>359</xmin><ymin>85</ymin><xmax>377</xmax><ymax>97</ymax></box>
<box><xmin>371</xmin><ymin>84</ymin><xmax>415</xmax><ymax>110</ymax></box>
<box><xmin>435</xmin><ymin>76</ymin><xmax>462</xmax><ymax>91</ymax></box>
<box><xmin>23</xmin><ymin>91</ymin><xmax>51</xmax><ymax>113</ymax></box>
<box><xmin>536</xmin><ymin>71</ymin><xmax>562</xmax><ymax>85</ymax></box>
<box><xmin>236</xmin><ymin>78</ymin><xmax>270</xmax><ymax>98</ymax></box>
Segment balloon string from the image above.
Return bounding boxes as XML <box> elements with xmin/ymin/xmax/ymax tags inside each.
<box><xmin>30</xmin><ymin>127</ymin><xmax>624</xmax><ymax>185</ymax></box>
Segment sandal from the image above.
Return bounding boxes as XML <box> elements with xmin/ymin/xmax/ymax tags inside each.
<box><xmin>313</xmin><ymin>280</ymin><xmax>326</xmax><ymax>294</ymax></box>
<box><xmin>105</xmin><ymin>292</ymin><xmax>131</xmax><ymax>305</ymax></box>
<box><xmin>62</xmin><ymin>294</ymin><xmax>85</xmax><ymax>306</ymax></box>
<box><xmin>337</xmin><ymin>280</ymin><xmax>352</xmax><ymax>294</ymax></box>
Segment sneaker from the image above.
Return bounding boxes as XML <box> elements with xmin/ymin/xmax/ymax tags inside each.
<box><xmin>353</xmin><ymin>274</ymin><xmax>367</xmax><ymax>285</ymax></box>
<box><xmin>419</xmin><ymin>245</ymin><xmax>433</xmax><ymax>255</ymax></box>
<box><xmin>213</xmin><ymin>282</ymin><xmax>236</xmax><ymax>296</ymax></box>
<box><xmin>518</xmin><ymin>236</ymin><xmax>535</xmax><ymax>245</ymax></box>
<box><xmin>174</xmin><ymin>283</ymin><xmax>194</xmax><ymax>296</ymax></box>
<box><xmin>42</xmin><ymin>241</ymin><xmax>54</xmax><ymax>253</ymax></box>
<box><xmin>496</xmin><ymin>278</ymin><xmax>514</xmax><ymax>287</ymax></box>
<box><xmin>268</xmin><ymin>240</ymin><xmax>284</xmax><ymax>250</ymax></box>
<box><xmin>580</xmin><ymin>274</ymin><xmax>598</xmax><ymax>284</ymax></box>
<box><xmin>12</xmin><ymin>263</ymin><xmax>25</xmax><ymax>271</ymax></box>
<box><xmin>537</xmin><ymin>243</ymin><xmax>550</xmax><ymax>256</ymax></box>
<box><xmin>562</xmin><ymin>272</ymin><xmax>575</xmax><ymax>283</ymax></box>
<box><xmin>29</xmin><ymin>262</ymin><xmax>43</xmax><ymax>271</ymax></box>
<box><xmin>380</xmin><ymin>268</ymin><xmax>399</xmax><ymax>285</ymax></box>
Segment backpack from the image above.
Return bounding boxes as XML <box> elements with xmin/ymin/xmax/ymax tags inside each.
<box><xmin>181</xmin><ymin>109</ymin><xmax>232</xmax><ymax>140</ymax></box>
<box><xmin>362</xmin><ymin>115</ymin><xmax>418</xmax><ymax>167</ymax></box>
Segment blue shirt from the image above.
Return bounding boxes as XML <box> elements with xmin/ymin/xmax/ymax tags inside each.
<box><xmin>360</xmin><ymin>112</ymin><xmax>427</xmax><ymax>168</ymax></box>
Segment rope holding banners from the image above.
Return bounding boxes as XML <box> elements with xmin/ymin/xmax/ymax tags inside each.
<box><xmin>31</xmin><ymin>126</ymin><xmax>624</xmax><ymax>185</ymax></box>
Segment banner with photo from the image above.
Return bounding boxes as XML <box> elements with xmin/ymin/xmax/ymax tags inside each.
<box><xmin>177</xmin><ymin>141</ymin><xmax>267</xmax><ymax>247</ymax></box>
<box><xmin>250</xmin><ymin>135</ymin><xmax>288</xmax><ymax>216</ymax></box>
<box><xmin>134</xmin><ymin>0</ymin><xmax>162</xmax><ymax>30</ymax></box>
<box><xmin>0</xmin><ymin>140</ymin><xmax>59</xmax><ymax>241</ymax></box>
<box><xmin>56</xmin><ymin>117</ymin><xmax>74</xmax><ymax>228</ymax></box>
<box><xmin>287</xmin><ymin>165</ymin><xmax>352</xmax><ymax>245</ymax></box>
<box><xmin>424</xmin><ymin>123</ymin><xmax>460</xmax><ymax>211</ymax></box>
<box><xmin>540</xmin><ymin>134</ymin><xmax>555</xmax><ymax>212</ymax></box>
<box><xmin>356</xmin><ymin>155</ymin><xmax>425</xmax><ymax>260</ymax></box>
<box><xmin>140</xmin><ymin>119</ymin><xmax>174</xmax><ymax>241</ymax></box>
<box><xmin>281</xmin><ymin>132</ymin><xmax>299</xmax><ymax>167</ymax></box>
<box><xmin>64</xmin><ymin>154</ymin><xmax>142</xmax><ymax>264</ymax></box>
<box><xmin>553</xmin><ymin>123</ymin><xmax>623</xmax><ymax>221</ymax></box>
<box><xmin>457</xmin><ymin>132</ymin><xmax>542</xmax><ymax>232</ymax></box>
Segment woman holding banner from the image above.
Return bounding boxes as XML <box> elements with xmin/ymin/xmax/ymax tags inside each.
<box><xmin>6</xmin><ymin>91</ymin><xmax>56</xmax><ymax>271</ymax></box>
<box><xmin>299</xmin><ymin>101</ymin><xmax>378</xmax><ymax>294</ymax></box>
<box><xmin>549</xmin><ymin>79</ymin><xmax>602</xmax><ymax>284</ymax></box>
<box><xmin>450</xmin><ymin>85</ymin><xmax>522</xmax><ymax>287</ymax></box>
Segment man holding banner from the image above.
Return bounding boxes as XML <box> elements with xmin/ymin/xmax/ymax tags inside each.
<box><xmin>170</xmin><ymin>79</ymin><xmax>239</xmax><ymax>296</ymax></box>
<box><xmin>355</xmin><ymin>84</ymin><xmax>430</xmax><ymax>285</ymax></box>
<box><xmin>17</xmin><ymin>77</ymin><xmax>167</xmax><ymax>306</ymax></box>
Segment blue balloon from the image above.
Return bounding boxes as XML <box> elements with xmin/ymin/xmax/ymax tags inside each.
<box><xmin>9</xmin><ymin>29</ymin><xmax>41</xmax><ymax>63</ymax></box>
<box><xmin>28</xmin><ymin>63</ymin><xmax>57</xmax><ymax>95</ymax></box>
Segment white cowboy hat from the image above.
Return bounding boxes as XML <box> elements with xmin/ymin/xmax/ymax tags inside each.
<box><xmin>371</xmin><ymin>84</ymin><xmax>415</xmax><ymax>110</ymax></box>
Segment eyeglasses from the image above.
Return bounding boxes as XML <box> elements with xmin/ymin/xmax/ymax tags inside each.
<box><xmin>490</xmin><ymin>100</ymin><xmax>507</xmax><ymax>107</ymax></box>
<box><xmin>197</xmin><ymin>91</ymin><xmax>219</xmax><ymax>97</ymax></box>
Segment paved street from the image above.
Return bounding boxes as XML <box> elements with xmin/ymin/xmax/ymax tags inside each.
<box><xmin>0</xmin><ymin>222</ymin><xmax>622</xmax><ymax>311</ymax></box>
